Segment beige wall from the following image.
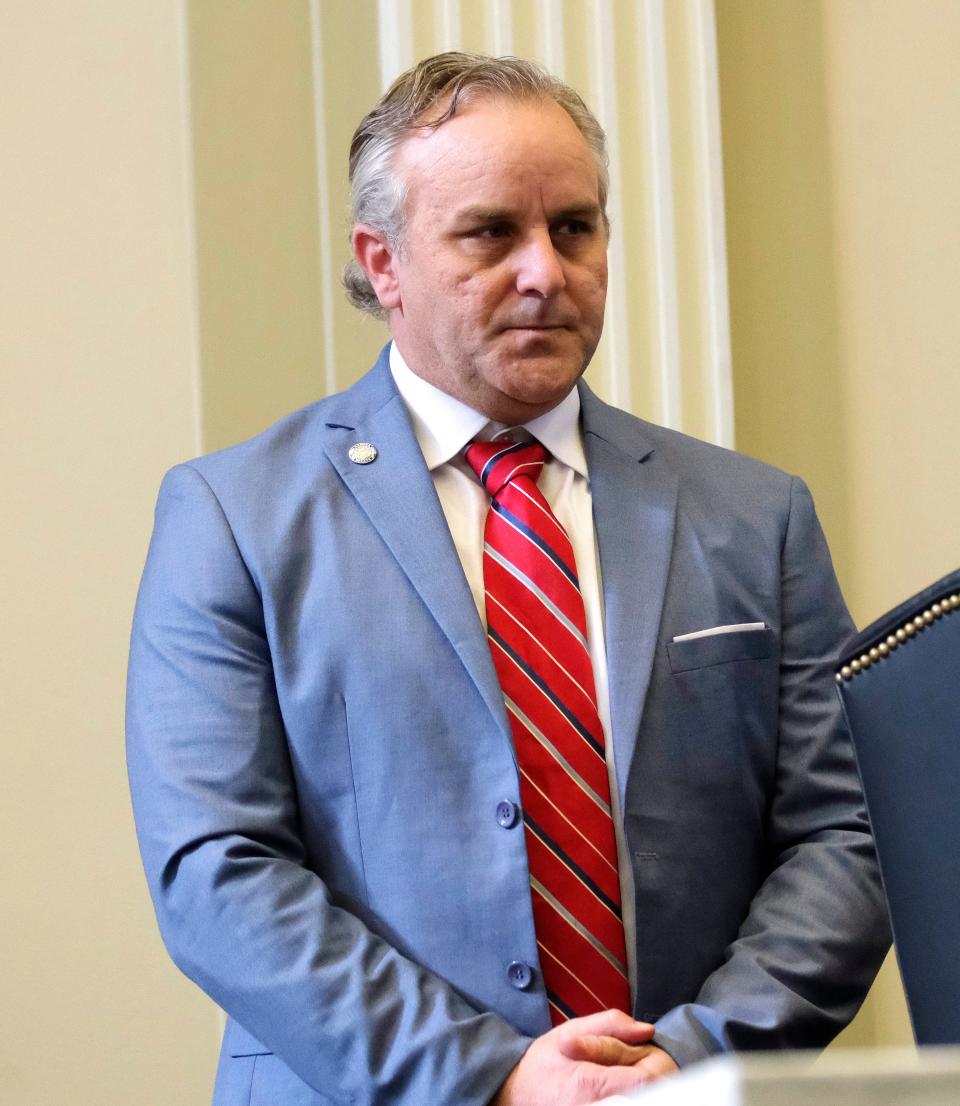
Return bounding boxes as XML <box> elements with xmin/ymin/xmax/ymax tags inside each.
<box><xmin>717</xmin><ymin>0</ymin><xmax>960</xmax><ymax>1047</ymax></box>
<box><xmin>1</xmin><ymin>3</ymin><xmax>218</xmax><ymax>1103</ymax></box>
<box><xmin>186</xmin><ymin>0</ymin><xmax>385</xmax><ymax>453</ymax></box>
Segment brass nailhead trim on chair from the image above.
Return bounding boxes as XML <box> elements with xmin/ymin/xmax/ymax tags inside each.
<box><xmin>837</xmin><ymin>592</ymin><xmax>960</xmax><ymax>684</ymax></box>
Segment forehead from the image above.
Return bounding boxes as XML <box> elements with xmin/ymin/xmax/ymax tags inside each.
<box><xmin>394</xmin><ymin>96</ymin><xmax>600</xmax><ymax>212</ymax></box>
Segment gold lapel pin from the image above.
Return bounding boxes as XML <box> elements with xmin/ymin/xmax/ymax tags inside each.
<box><xmin>348</xmin><ymin>442</ymin><xmax>378</xmax><ymax>465</ymax></box>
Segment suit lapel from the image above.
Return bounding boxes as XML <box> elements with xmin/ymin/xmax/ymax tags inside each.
<box><xmin>318</xmin><ymin>358</ymin><xmax>679</xmax><ymax>780</ymax></box>
<box><xmin>320</xmin><ymin>355</ymin><xmax>513</xmax><ymax>750</ymax></box>
<box><xmin>580</xmin><ymin>384</ymin><xmax>678</xmax><ymax>813</ymax></box>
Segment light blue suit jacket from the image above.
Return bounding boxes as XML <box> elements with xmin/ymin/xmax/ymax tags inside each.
<box><xmin>126</xmin><ymin>348</ymin><xmax>888</xmax><ymax>1105</ymax></box>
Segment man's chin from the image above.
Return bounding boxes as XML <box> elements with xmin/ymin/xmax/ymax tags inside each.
<box><xmin>499</xmin><ymin>352</ymin><xmax>587</xmax><ymax>395</ymax></box>
<box><xmin>483</xmin><ymin>369</ymin><xmax>584</xmax><ymax>421</ymax></box>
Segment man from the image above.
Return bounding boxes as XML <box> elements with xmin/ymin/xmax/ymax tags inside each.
<box><xmin>127</xmin><ymin>53</ymin><xmax>889</xmax><ymax>1106</ymax></box>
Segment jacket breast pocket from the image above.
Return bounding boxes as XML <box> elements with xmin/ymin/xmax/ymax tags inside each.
<box><xmin>667</xmin><ymin>627</ymin><xmax>775</xmax><ymax>673</ymax></box>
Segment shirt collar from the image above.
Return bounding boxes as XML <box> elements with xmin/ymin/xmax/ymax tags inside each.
<box><xmin>389</xmin><ymin>342</ymin><xmax>588</xmax><ymax>479</ymax></box>
<box><xmin>390</xmin><ymin>343</ymin><xmax>487</xmax><ymax>469</ymax></box>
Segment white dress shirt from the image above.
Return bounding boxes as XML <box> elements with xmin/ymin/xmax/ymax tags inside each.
<box><xmin>390</xmin><ymin>343</ymin><xmax>637</xmax><ymax>996</ymax></box>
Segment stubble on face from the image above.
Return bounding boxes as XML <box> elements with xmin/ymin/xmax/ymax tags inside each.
<box><xmin>386</xmin><ymin>96</ymin><xmax>608</xmax><ymax>424</ymax></box>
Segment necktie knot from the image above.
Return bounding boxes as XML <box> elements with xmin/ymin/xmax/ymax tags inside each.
<box><xmin>465</xmin><ymin>438</ymin><xmax>547</xmax><ymax>499</ymax></box>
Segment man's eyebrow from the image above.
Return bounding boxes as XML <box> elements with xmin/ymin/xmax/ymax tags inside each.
<box><xmin>450</xmin><ymin>206</ymin><xmax>516</xmax><ymax>225</ymax></box>
<box><xmin>551</xmin><ymin>203</ymin><xmax>603</xmax><ymax>221</ymax></box>
<box><xmin>450</xmin><ymin>202</ymin><xmax>602</xmax><ymax>225</ymax></box>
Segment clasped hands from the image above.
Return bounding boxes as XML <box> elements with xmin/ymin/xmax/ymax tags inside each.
<box><xmin>493</xmin><ymin>1009</ymin><xmax>678</xmax><ymax>1106</ymax></box>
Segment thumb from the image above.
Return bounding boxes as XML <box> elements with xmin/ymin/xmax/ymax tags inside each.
<box><xmin>556</xmin><ymin>1009</ymin><xmax>655</xmax><ymax>1052</ymax></box>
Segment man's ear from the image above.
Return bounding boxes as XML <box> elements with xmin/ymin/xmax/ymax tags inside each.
<box><xmin>351</xmin><ymin>225</ymin><xmax>401</xmax><ymax>312</ymax></box>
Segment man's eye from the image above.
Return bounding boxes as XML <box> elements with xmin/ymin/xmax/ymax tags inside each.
<box><xmin>556</xmin><ymin>219</ymin><xmax>593</xmax><ymax>236</ymax></box>
<box><xmin>467</xmin><ymin>224</ymin><xmax>510</xmax><ymax>239</ymax></box>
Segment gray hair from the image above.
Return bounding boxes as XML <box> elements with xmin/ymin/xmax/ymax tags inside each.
<box><xmin>343</xmin><ymin>51</ymin><xmax>609</xmax><ymax>318</ymax></box>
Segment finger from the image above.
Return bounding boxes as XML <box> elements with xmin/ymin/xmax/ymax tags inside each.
<box><xmin>634</xmin><ymin>1048</ymin><xmax>680</xmax><ymax>1081</ymax></box>
<box><xmin>557</xmin><ymin>1008</ymin><xmax>655</xmax><ymax>1045</ymax></box>
<box><xmin>564</xmin><ymin>1035</ymin><xmax>657</xmax><ymax>1065</ymax></box>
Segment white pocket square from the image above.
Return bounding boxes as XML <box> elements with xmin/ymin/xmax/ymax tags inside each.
<box><xmin>672</xmin><ymin>622</ymin><xmax>766</xmax><ymax>643</ymax></box>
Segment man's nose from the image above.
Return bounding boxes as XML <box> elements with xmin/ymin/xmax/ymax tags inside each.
<box><xmin>514</xmin><ymin>231</ymin><xmax>566</xmax><ymax>297</ymax></box>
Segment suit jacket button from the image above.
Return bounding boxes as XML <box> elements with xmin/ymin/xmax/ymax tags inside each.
<box><xmin>496</xmin><ymin>800</ymin><xmax>520</xmax><ymax>828</ymax></box>
<box><xmin>507</xmin><ymin>961</ymin><xmax>534</xmax><ymax>990</ymax></box>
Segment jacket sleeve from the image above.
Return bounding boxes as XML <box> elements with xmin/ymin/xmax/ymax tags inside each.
<box><xmin>126</xmin><ymin>463</ymin><xmax>529</xmax><ymax>1106</ymax></box>
<box><xmin>651</xmin><ymin>477</ymin><xmax>890</xmax><ymax>1067</ymax></box>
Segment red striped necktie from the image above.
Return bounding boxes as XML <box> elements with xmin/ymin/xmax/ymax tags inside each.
<box><xmin>466</xmin><ymin>437</ymin><xmax>629</xmax><ymax>1025</ymax></box>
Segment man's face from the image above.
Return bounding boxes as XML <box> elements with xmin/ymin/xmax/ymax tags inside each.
<box><xmin>368</xmin><ymin>97</ymin><xmax>608</xmax><ymax>424</ymax></box>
